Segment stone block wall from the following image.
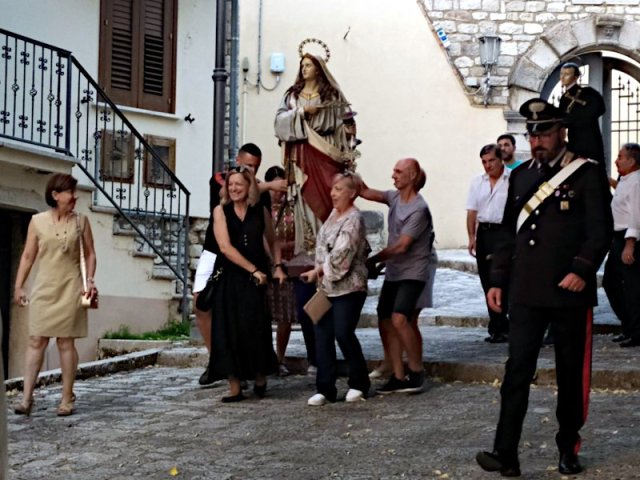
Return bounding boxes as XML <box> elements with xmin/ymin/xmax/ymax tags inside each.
<box><xmin>417</xmin><ymin>0</ymin><xmax>640</xmax><ymax>107</ymax></box>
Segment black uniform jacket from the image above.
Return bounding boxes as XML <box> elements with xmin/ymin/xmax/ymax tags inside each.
<box><xmin>559</xmin><ymin>84</ymin><xmax>606</xmax><ymax>162</ymax></box>
<box><xmin>490</xmin><ymin>156</ymin><xmax>613</xmax><ymax>308</ymax></box>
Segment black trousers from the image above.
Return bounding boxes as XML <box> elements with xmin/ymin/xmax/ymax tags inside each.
<box><xmin>603</xmin><ymin>235</ymin><xmax>640</xmax><ymax>340</ymax></box>
<box><xmin>494</xmin><ymin>305</ymin><xmax>592</xmax><ymax>460</ymax></box>
<box><xmin>293</xmin><ymin>279</ymin><xmax>317</xmax><ymax>367</ymax></box>
<box><xmin>476</xmin><ymin>226</ymin><xmax>509</xmax><ymax>335</ymax></box>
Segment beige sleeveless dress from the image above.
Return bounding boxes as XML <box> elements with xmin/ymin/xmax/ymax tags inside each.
<box><xmin>29</xmin><ymin>211</ymin><xmax>88</xmax><ymax>338</ymax></box>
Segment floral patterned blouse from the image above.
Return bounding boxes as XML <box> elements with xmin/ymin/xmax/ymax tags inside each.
<box><xmin>315</xmin><ymin>207</ymin><xmax>369</xmax><ymax>297</ymax></box>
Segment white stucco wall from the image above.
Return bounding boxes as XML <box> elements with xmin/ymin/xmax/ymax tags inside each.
<box><xmin>238</xmin><ymin>0</ymin><xmax>507</xmax><ymax>247</ymax></box>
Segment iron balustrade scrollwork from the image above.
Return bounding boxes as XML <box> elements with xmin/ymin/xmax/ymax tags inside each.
<box><xmin>0</xmin><ymin>28</ymin><xmax>191</xmax><ymax>320</ymax></box>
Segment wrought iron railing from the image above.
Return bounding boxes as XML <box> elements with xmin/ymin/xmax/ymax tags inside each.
<box><xmin>0</xmin><ymin>28</ymin><xmax>190</xmax><ymax>320</ymax></box>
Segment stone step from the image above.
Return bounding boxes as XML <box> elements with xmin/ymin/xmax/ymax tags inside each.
<box><xmin>436</xmin><ymin>249</ymin><xmax>605</xmax><ymax>285</ymax></box>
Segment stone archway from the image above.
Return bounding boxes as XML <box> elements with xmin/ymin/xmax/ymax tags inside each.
<box><xmin>505</xmin><ymin>16</ymin><xmax>640</xmax><ymax>137</ymax></box>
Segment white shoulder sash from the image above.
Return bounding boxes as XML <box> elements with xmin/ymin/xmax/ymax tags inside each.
<box><xmin>516</xmin><ymin>159</ymin><xmax>589</xmax><ymax>232</ymax></box>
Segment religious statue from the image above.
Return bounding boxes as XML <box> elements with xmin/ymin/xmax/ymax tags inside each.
<box><xmin>558</xmin><ymin>62</ymin><xmax>606</xmax><ymax>164</ymax></box>
<box><xmin>274</xmin><ymin>39</ymin><xmax>360</xmax><ymax>261</ymax></box>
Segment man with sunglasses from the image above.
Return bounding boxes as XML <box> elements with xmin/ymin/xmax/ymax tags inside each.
<box><xmin>195</xmin><ymin>143</ymin><xmax>287</xmax><ymax>387</ymax></box>
<box><xmin>476</xmin><ymin>99</ymin><xmax>612</xmax><ymax>477</ymax></box>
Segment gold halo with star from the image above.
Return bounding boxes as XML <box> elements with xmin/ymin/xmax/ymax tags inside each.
<box><xmin>298</xmin><ymin>38</ymin><xmax>331</xmax><ymax>63</ymax></box>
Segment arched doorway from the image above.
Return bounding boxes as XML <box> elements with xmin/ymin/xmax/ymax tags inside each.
<box><xmin>540</xmin><ymin>51</ymin><xmax>640</xmax><ymax>174</ymax></box>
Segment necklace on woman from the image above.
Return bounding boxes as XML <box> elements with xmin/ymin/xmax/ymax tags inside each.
<box><xmin>51</xmin><ymin>211</ymin><xmax>71</xmax><ymax>253</ymax></box>
<box><xmin>300</xmin><ymin>89</ymin><xmax>319</xmax><ymax>100</ymax></box>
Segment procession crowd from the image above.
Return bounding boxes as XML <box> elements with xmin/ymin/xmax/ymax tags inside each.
<box><xmin>5</xmin><ymin>55</ymin><xmax>640</xmax><ymax>479</ymax></box>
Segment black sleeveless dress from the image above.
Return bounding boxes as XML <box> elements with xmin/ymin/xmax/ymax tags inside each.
<box><xmin>208</xmin><ymin>203</ymin><xmax>278</xmax><ymax>381</ymax></box>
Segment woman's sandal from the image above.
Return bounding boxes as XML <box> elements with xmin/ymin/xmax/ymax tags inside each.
<box><xmin>57</xmin><ymin>392</ymin><xmax>76</xmax><ymax>417</ymax></box>
<box><xmin>14</xmin><ymin>398</ymin><xmax>34</xmax><ymax>416</ymax></box>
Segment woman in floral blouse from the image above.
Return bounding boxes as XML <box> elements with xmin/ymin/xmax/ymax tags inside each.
<box><xmin>301</xmin><ymin>172</ymin><xmax>370</xmax><ymax>406</ymax></box>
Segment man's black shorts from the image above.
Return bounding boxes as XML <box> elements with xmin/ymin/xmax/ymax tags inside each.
<box><xmin>377</xmin><ymin>280</ymin><xmax>426</xmax><ymax>320</ymax></box>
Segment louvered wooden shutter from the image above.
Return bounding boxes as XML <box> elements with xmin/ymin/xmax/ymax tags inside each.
<box><xmin>99</xmin><ymin>0</ymin><xmax>138</xmax><ymax>106</ymax></box>
<box><xmin>139</xmin><ymin>0</ymin><xmax>175</xmax><ymax>112</ymax></box>
<box><xmin>99</xmin><ymin>0</ymin><xmax>176</xmax><ymax>113</ymax></box>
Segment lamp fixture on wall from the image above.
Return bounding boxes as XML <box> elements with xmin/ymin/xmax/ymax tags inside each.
<box><xmin>478</xmin><ymin>35</ymin><xmax>502</xmax><ymax>107</ymax></box>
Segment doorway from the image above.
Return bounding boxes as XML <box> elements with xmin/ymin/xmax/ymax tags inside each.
<box><xmin>0</xmin><ymin>208</ymin><xmax>31</xmax><ymax>378</ymax></box>
<box><xmin>541</xmin><ymin>52</ymin><xmax>640</xmax><ymax>174</ymax></box>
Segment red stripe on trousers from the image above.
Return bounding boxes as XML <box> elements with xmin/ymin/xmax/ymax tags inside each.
<box><xmin>576</xmin><ymin>307</ymin><xmax>593</xmax><ymax>455</ymax></box>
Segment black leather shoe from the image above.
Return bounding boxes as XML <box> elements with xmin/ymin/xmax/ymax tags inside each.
<box><xmin>489</xmin><ymin>333</ymin><xmax>508</xmax><ymax>344</ymax></box>
<box><xmin>620</xmin><ymin>338</ymin><xmax>640</xmax><ymax>348</ymax></box>
<box><xmin>198</xmin><ymin>367</ymin><xmax>216</xmax><ymax>387</ymax></box>
<box><xmin>485</xmin><ymin>334</ymin><xmax>508</xmax><ymax>343</ymax></box>
<box><xmin>558</xmin><ymin>453</ymin><xmax>582</xmax><ymax>475</ymax></box>
<box><xmin>221</xmin><ymin>392</ymin><xmax>246</xmax><ymax>403</ymax></box>
<box><xmin>612</xmin><ymin>334</ymin><xmax>630</xmax><ymax>343</ymax></box>
<box><xmin>475</xmin><ymin>451</ymin><xmax>521</xmax><ymax>477</ymax></box>
<box><xmin>253</xmin><ymin>383</ymin><xmax>267</xmax><ymax>399</ymax></box>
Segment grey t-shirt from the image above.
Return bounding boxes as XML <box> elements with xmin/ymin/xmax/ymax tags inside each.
<box><xmin>383</xmin><ymin>190</ymin><xmax>433</xmax><ymax>282</ymax></box>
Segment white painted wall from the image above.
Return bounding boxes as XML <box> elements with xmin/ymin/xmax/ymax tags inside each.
<box><xmin>3</xmin><ymin>0</ymin><xmax>513</xmax><ymax>246</ymax></box>
<box><xmin>1</xmin><ymin>0</ymin><xmax>217</xmax><ymax>219</ymax></box>
<box><xmin>238</xmin><ymin>0</ymin><xmax>507</xmax><ymax>247</ymax></box>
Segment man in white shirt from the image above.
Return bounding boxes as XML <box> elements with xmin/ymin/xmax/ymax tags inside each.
<box><xmin>603</xmin><ymin>143</ymin><xmax>640</xmax><ymax>348</ymax></box>
<box><xmin>466</xmin><ymin>144</ymin><xmax>511</xmax><ymax>343</ymax></box>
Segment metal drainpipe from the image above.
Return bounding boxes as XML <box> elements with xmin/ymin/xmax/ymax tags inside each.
<box><xmin>212</xmin><ymin>0</ymin><xmax>229</xmax><ymax>175</ymax></box>
<box><xmin>256</xmin><ymin>0</ymin><xmax>263</xmax><ymax>94</ymax></box>
<box><xmin>228</xmin><ymin>0</ymin><xmax>239</xmax><ymax>162</ymax></box>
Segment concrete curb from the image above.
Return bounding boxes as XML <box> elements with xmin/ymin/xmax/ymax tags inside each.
<box><xmin>98</xmin><ymin>339</ymin><xmax>174</xmax><ymax>359</ymax></box>
<box><xmin>7</xmin><ymin>340</ymin><xmax>638</xmax><ymax>392</ymax></box>
<box><xmin>437</xmin><ymin>252</ymin><xmax>604</xmax><ymax>287</ymax></box>
<box><xmin>153</xmin><ymin>349</ymin><xmax>640</xmax><ymax>390</ymax></box>
<box><xmin>4</xmin><ymin>349</ymin><xmax>161</xmax><ymax>392</ymax></box>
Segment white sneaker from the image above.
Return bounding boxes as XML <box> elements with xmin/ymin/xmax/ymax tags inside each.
<box><xmin>306</xmin><ymin>365</ymin><xmax>318</xmax><ymax>376</ymax></box>
<box><xmin>368</xmin><ymin>366</ymin><xmax>388</xmax><ymax>379</ymax></box>
<box><xmin>345</xmin><ymin>389</ymin><xmax>365</xmax><ymax>402</ymax></box>
<box><xmin>307</xmin><ymin>393</ymin><xmax>327</xmax><ymax>406</ymax></box>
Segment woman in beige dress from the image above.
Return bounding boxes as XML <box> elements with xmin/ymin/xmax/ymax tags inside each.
<box><xmin>13</xmin><ymin>173</ymin><xmax>97</xmax><ymax>416</ymax></box>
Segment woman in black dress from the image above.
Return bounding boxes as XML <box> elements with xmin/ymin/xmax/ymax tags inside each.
<box><xmin>209</xmin><ymin>166</ymin><xmax>287</xmax><ymax>402</ymax></box>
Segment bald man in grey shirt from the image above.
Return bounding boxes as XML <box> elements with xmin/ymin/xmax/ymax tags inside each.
<box><xmin>361</xmin><ymin>158</ymin><xmax>431</xmax><ymax>394</ymax></box>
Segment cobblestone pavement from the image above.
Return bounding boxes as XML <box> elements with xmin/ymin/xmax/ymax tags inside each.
<box><xmin>6</xmin><ymin>366</ymin><xmax>640</xmax><ymax>480</ymax></box>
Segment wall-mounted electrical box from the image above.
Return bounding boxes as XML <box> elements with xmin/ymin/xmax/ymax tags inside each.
<box><xmin>270</xmin><ymin>53</ymin><xmax>285</xmax><ymax>74</ymax></box>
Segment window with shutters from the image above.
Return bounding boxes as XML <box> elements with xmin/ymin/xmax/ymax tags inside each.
<box><xmin>99</xmin><ymin>0</ymin><xmax>177</xmax><ymax>113</ymax></box>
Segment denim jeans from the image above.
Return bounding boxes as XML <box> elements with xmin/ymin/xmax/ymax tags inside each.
<box><xmin>314</xmin><ymin>290</ymin><xmax>370</xmax><ymax>401</ymax></box>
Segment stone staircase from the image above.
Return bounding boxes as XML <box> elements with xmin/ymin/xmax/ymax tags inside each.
<box><xmin>107</xmin><ymin>209</ymin><xmax>190</xmax><ymax>323</ymax></box>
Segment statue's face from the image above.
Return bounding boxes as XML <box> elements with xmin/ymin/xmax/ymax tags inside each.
<box><xmin>300</xmin><ymin>57</ymin><xmax>318</xmax><ymax>82</ymax></box>
<box><xmin>560</xmin><ymin>67</ymin><xmax>578</xmax><ymax>87</ymax></box>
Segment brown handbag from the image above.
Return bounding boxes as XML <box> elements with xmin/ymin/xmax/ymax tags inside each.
<box><xmin>303</xmin><ymin>287</ymin><xmax>331</xmax><ymax>325</ymax></box>
<box><xmin>77</xmin><ymin>214</ymin><xmax>98</xmax><ymax>309</ymax></box>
